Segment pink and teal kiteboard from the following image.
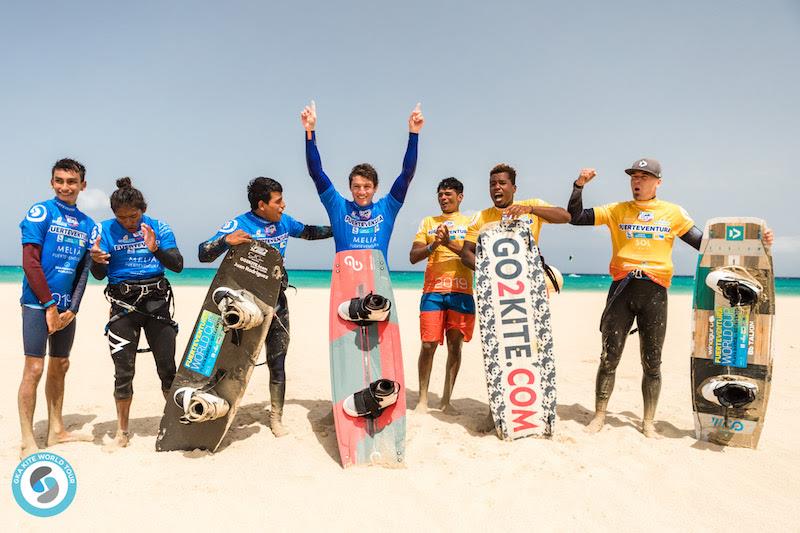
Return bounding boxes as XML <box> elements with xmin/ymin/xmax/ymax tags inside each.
<box><xmin>329</xmin><ymin>250</ymin><xmax>405</xmax><ymax>467</ymax></box>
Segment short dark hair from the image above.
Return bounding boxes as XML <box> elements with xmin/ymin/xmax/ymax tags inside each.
<box><xmin>490</xmin><ymin>163</ymin><xmax>516</xmax><ymax>185</ymax></box>
<box><xmin>110</xmin><ymin>177</ymin><xmax>147</xmax><ymax>212</ymax></box>
<box><xmin>348</xmin><ymin>163</ymin><xmax>378</xmax><ymax>187</ymax></box>
<box><xmin>437</xmin><ymin>177</ymin><xmax>463</xmax><ymax>195</ymax></box>
<box><xmin>52</xmin><ymin>158</ymin><xmax>86</xmax><ymax>182</ymax></box>
<box><xmin>248</xmin><ymin>177</ymin><xmax>283</xmax><ymax>210</ymax></box>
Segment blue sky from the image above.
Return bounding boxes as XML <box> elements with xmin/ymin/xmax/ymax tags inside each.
<box><xmin>2</xmin><ymin>1</ymin><xmax>798</xmax><ymax>274</ymax></box>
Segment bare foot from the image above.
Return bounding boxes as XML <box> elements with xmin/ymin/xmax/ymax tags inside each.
<box><xmin>477</xmin><ymin>412</ymin><xmax>496</xmax><ymax>433</ymax></box>
<box><xmin>642</xmin><ymin>420</ymin><xmax>660</xmax><ymax>439</ymax></box>
<box><xmin>270</xmin><ymin>414</ymin><xmax>289</xmax><ymax>438</ymax></box>
<box><xmin>102</xmin><ymin>430</ymin><xmax>130</xmax><ymax>452</ymax></box>
<box><xmin>47</xmin><ymin>431</ymin><xmax>94</xmax><ymax>447</ymax></box>
<box><xmin>439</xmin><ymin>402</ymin><xmax>460</xmax><ymax>416</ymax></box>
<box><xmin>414</xmin><ymin>401</ymin><xmax>429</xmax><ymax>414</ymax></box>
<box><xmin>20</xmin><ymin>441</ymin><xmax>39</xmax><ymax>460</ymax></box>
<box><xmin>585</xmin><ymin>412</ymin><xmax>606</xmax><ymax>433</ymax></box>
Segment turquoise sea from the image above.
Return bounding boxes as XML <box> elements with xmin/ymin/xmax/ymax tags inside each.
<box><xmin>2</xmin><ymin>266</ymin><xmax>799</xmax><ymax>295</ymax></box>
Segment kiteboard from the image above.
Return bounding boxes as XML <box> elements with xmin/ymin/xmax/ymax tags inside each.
<box><xmin>475</xmin><ymin>220</ymin><xmax>556</xmax><ymax>440</ymax></box>
<box><xmin>329</xmin><ymin>249</ymin><xmax>405</xmax><ymax>467</ymax></box>
<box><xmin>691</xmin><ymin>217</ymin><xmax>775</xmax><ymax>448</ymax></box>
<box><xmin>156</xmin><ymin>242</ymin><xmax>283</xmax><ymax>452</ymax></box>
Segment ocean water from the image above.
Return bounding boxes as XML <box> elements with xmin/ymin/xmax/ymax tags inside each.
<box><xmin>2</xmin><ymin>266</ymin><xmax>799</xmax><ymax>295</ymax></box>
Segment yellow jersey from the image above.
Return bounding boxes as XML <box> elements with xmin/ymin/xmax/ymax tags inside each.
<box><xmin>414</xmin><ymin>212</ymin><xmax>473</xmax><ymax>294</ymax></box>
<box><xmin>593</xmin><ymin>198</ymin><xmax>694</xmax><ymax>288</ymax></box>
<box><xmin>465</xmin><ymin>198</ymin><xmax>553</xmax><ymax>245</ymax></box>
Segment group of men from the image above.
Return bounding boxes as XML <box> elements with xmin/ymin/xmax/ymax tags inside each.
<box><xmin>17</xmin><ymin>101</ymin><xmax>773</xmax><ymax>459</ymax></box>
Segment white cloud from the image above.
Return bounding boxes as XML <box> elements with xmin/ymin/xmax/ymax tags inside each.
<box><xmin>78</xmin><ymin>188</ymin><xmax>109</xmax><ymax>213</ymax></box>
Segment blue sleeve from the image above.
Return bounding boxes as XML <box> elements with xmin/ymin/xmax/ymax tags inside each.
<box><xmin>284</xmin><ymin>215</ymin><xmax>306</xmax><ymax>238</ymax></box>
<box><xmin>305</xmin><ymin>131</ymin><xmax>334</xmax><ymax>195</ymax></box>
<box><xmin>156</xmin><ymin>219</ymin><xmax>178</xmax><ymax>250</ymax></box>
<box><xmin>389</xmin><ymin>133</ymin><xmax>419</xmax><ymax>203</ymax></box>
<box><xmin>97</xmin><ymin>223</ymin><xmax>111</xmax><ymax>253</ymax></box>
<box><xmin>20</xmin><ymin>203</ymin><xmax>50</xmax><ymax>245</ymax></box>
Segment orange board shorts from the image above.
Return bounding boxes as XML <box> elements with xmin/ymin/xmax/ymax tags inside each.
<box><xmin>419</xmin><ymin>292</ymin><xmax>475</xmax><ymax>344</ymax></box>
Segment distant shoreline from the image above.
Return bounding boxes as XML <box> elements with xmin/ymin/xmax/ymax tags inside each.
<box><xmin>2</xmin><ymin>266</ymin><xmax>799</xmax><ymax>295</ymax></box>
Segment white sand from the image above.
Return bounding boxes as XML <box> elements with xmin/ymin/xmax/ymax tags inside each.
<box><xmin>1</xmin><ymin>283</ymin><xmax>798</xmax><ymax>531</ymax></box>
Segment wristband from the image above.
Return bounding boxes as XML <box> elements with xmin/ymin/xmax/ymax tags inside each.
<box><xmin>43</xmin><ymin>299</ymin><xmax>56</xmax><ymax>308</ymax></box>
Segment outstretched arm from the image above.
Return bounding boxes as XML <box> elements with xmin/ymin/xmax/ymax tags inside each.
<box><xmin>568</xmin><ymin>168</ymin><xmax>597</xmax><ymax>226</ymax></box>
<box><xmin>301</xmin><ymin>100</ymin><xmax>334</xmax><ymax>195</ymax></box>
<box><xmin>298</xmin><ymin>225</ymin><xmax>333</xmax><ymax>240</ymax></box>
<box><xmin>503</xmin><ymin>203</ymin><xmax>571</xmax><ymax>223</ymax></box>
<box><xmin>389</xmin><ymin>103</ymin><xmax>424</xmax><ymax>203</ymax></box>
<box><xmin>680</xmin><ymin>226</ymin><xmax>774</xmax><ymax>250</ymax></box>
<box><xmin>680</xmin><ymin>226</ymin><xmax>703</xmax><ymax>250</ymax></box>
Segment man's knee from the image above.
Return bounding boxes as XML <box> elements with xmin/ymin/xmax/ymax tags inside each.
<box><xmin>598</xmin><ymin>352</ymin><xmax>622</xmax><ymax>375</ymax></box>
<box><xmin>445</xmin><ymin>328</ymin><xmax>464</xmax><ymax>345</ymax></box>
<box><xmin>113</xmin><ymin>357</ymin><xmax>136</xmax><ymax>400</ymax></box>
<box><xmin>114</xmin><ymin>379</ymin><xmax>134</xmax><ymax>400</ymax></box>
<box><xmin>47</xmin><ymin>356</ymin><xmax>70</xmax><ymax>375</ymax></box>
<box><xmin>21</xmin><ymin>357</ymin><xmax>45</xmax><ymax>384</ymax></box>
<box><xmin>641</xmin><ymin>354</ymin><xmax>662</xmax><ymax>378</ymax></box>
<box><xmin>420</xmin><ymin>341</ymin><xmax>438</xmax><ymax>352</ymax></box>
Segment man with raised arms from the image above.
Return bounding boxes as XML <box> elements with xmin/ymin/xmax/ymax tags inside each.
<box><xmin>409</xmin><ymin>177</ymin><xmax>473</xmax><ymax>414</ymax></box>
<box><xmin>198</xmin><ymin>177</ymin><xmax>332</xmax><ymax>437</ymax></box>
<box><xmin>18</xmin><ymin>158</ymin><xmax>97</xmax><ymax>458</ymax></box>
<box><xmin>567</xmin><ymin>159</ymin><xmax>773</xmax><ymax>438</ymax></box>
<box><xmin>458</xmin><ymin>163</ymin><xmax>571</xmax><ymax>430</ymax></box>
<box><xmin>300</xmin><ymin>100</ymin><xmax>424</xmax><ymax>262</ymax></box>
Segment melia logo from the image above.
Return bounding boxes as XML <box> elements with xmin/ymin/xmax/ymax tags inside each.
<box><xmin>12</xmin><ymin>453</ymin><xmax>77</xmax><ymax>517</ymax></box>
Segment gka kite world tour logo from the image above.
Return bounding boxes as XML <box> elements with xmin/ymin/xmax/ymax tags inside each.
<box><xmin>12</xmin><ymin>452</ymin><xmax>77</xmax><ymax>517</ymax></box>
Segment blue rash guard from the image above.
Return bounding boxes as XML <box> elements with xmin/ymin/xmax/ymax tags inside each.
<box><xmin>19</xmin><ymin>198</ymin><xmax>98</xmax><ymax>310</ymax></box>
<box><xmin>97</xmin><ymin>215</ymin><xmax>178</xmax><ymax>284</ymax></box>
<box><xmin>203</xmin><ymin>211</ymin><xmax>306</xmax><ymax>258</ymax></box>
<box><xmin>305</xmin><ymin>131</ymin><xmax>418</xmax><ymax>262</ymax></box>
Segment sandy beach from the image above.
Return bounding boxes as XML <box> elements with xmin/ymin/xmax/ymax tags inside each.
<box><xmin>2</xmin><ymin>283</ymin><xmax>798</xmax><ymax>531</ymax></box>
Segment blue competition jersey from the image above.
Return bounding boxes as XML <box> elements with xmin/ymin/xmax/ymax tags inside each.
<box><xmin>19</xmin><ymin>198</ymin><xmax>97</xmax><ymax>310</ymax></box>
<box><xmin>320</xmin><ymin>190</ymin><xmax>402</xmax><ymax>260</ymax></box>
<box><xmin>210</xmin><ymin>211</ymin><xmax>305</xmax><ymax>257</ymax></box>
<box><xmin>305</xmin><ymin>131</ymin><xmax>418</xmax><ymax>263</ymax></box>
<box><xmin>98</xmin><ymin>214</ymin><xmax>178</xmax><ymax>284</ymax></box>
